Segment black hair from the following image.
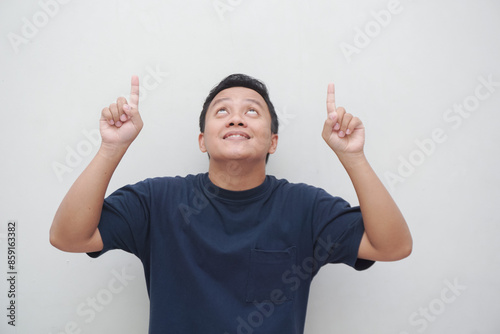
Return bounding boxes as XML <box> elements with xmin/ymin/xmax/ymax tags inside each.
<box><xmin>199</xmin><ymin>73</ymin><xmax>279</xmax><ymax>135</ymax></box>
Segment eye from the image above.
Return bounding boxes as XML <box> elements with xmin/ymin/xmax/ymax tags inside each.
<box><xmin>216</xmin><ymin>108</ymin><xmax>228</xmax><ymax>115</ymax></box>
<box><xmin>246</xmin><ymin>109</ymin><xmax>258</xmax><ymax>115</ymax></box>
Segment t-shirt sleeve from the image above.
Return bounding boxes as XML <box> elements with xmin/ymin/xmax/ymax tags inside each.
<box><xmin>87</xmin><ymin>180</ymin><xmax>151</xmax><ymax>259</ymax></box>
<box><xmin>311</xmin><ymin>188</ymin><xmax>374</xmax><ymax>272</ymax></box>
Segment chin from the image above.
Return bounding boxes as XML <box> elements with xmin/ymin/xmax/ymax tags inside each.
<box><xmin>212</xmin><ymin>151</ymin><xmax>262</xmax><ymax>162</ymax></box>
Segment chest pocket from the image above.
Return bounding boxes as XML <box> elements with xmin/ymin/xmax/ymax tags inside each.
<box><xmin>245</xmin><ymin>246</ymin><xmax>296</xmax><ymax>303</ymax></box>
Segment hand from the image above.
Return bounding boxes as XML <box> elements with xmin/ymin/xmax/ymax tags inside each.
<box><xmin>322</xmin><ymin>83</ymin><xmax>365</xmax><ymax>158</ymax></box>
<box><xmin>100</xmin><ymin>75</ymin><xmax>143</xmax><ymax>150</ymax></box>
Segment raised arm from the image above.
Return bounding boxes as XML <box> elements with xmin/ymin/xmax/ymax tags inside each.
<box><xmin>322</xmin><ymin>83</ymin><xmax>412</xmax><ymax>261</ymax></box>
<box><xmin>50</xmin><ymin>76</ymin><xmax>143</xmax><ymax>253</ymax></box>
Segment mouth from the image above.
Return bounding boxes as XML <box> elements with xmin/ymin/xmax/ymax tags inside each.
<box><xmin>223</xmin><ymin>131</ymin><xmax>251</xmax><ymax>140</ymax></box>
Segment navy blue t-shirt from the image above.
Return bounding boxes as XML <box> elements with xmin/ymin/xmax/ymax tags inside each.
<box><xmin>88</xmin><ymin>173</ymin><xmax>374</xmax><ymax>333</ymax></box>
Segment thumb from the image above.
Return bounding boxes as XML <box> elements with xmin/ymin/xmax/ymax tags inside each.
<box><xmin>322</xmin><ymin>115</ymin><xmax>336</xmax><ymax>140</ymax></box>
<box><xmin>122</xmin><ymin>102</ymin><xmax>142</xmax><ymax>126</ymax></box>
<box><xmin>328</xmin><ymin>111</ymin><xmax>338</xmax><ymax>124</ymax></box>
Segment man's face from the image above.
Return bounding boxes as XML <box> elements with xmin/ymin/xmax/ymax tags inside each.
<box><xmin>198</xmin><ymin>87</ymin><xmax>278</xmax><ymax>163</ymax></box>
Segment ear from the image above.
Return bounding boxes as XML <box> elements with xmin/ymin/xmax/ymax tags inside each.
<box><xmin>268</xmin><ymin>134</ymin><xmax>278</xmax><ymax>154</ymax></box>
<box><xmin>198</xmin><ymin>133</ymin><xmax>207</xmax><ymax>153</ymax></box>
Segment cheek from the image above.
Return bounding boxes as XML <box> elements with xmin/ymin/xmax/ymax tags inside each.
<box><xmin>202</xmin><ymin>121</ymin><xmax>216</xmax><ymax>137</ymax></box>
<box><xmin>201</xmin><ymin>128</ymin><xmax>222</xmax><ymax>151</ymax></box>
<box><xmin>259</xmin><ymin>121</ymin><xmax>274</xmax><ymax>140</ymax></box>
<box><xmin>255</xmin><ymin>131</ymin><xmax>274</xmax><ymax>150</ymax></box>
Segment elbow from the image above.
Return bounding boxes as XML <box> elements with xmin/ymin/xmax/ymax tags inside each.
<box><xmin>402</xmin><ymin>230</ymin><xmax>413</xmax><ymax>258</ymax></box>
<box><xmin>389</xmin><ymin>222</ymin><xmax>413</xmax><ymax>261</ymax></box>
<box><xmin>49</xmin><ymin>222</ymin><xmax>101</xmax><ymax>253</ymax></box>
<box><xmin>392</xmin><ymin>236</ymin><xmax>413</xmax><ymax>261</ymax></box>
<box><xmin>379</xmin><ymin>246</ymin><xmax>412</xmax><ymax>262</ymax></box>
<box><xmin>397</xmin><ymin>242</ymin><xmax>412</xmax><ymax>260</ymax></box>
<box><xmin>49</xmin><ymin>224</ymin><xmax>68</xmax><ymax>252</ymax></box>
<box><xmin>359</xmin><ymin>230</ymin><xmax>412</xmax><ymax>262</ymax></box>
<box><xmin>49</xmin><ymin>228</ymin><xmax>62</xmax><ymax>250</ymax></box>
<box><xmin>378</xmin><ymin>237</ymin><xmax>413</xmax><ymax>262</ymax></box>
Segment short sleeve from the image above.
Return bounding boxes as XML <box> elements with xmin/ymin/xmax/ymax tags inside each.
<box><xmin>311</xmin><ymin>189</ymin><xmax>374</xmax><ymax>273</ymax></box>
<box><xmin>87</xmin><ymin>180</ymin><xmax>151</xmax><ymax>259</ymax></box>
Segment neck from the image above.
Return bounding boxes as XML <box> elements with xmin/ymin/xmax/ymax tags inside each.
<box><xmin>207</xmin><ymin>158</ymin><xmax>266</xmax><ymax>191</ymax></box>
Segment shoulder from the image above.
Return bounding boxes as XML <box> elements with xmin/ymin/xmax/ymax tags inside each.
<box><xmin>112</xmin><ymin>173</ymin><xmax>206</xmax><ymax>196</ymax></box>
<box><xmin>137</xmin><ymin>173</ymin><xmax>205</xmax><ymax>186</ymax></box>
<box><xmin>269</xmin><ymin>175</ymin><xmax>323</xmax><ymax>191</ymax></box>
<box><xmin>268</xmin><ymin>176</ymin><xmax>352</xmax><ymax>210</ymax></box>
<box><xmin>267</xmin><ymin>175</ymin><xmax>327</xmax><ymax>200</ymax></box>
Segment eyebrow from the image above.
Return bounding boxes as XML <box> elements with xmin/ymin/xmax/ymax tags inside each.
<box><xmin>211</xmin><ymin>97</ymin><xmax>265</xmax><ymax>109</ymax></box>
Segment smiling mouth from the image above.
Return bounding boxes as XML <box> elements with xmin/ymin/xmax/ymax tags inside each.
<box><xmin>223</xmin><ymin>132</ymin><xmax>250</xmax><ymax>139</ymax></box>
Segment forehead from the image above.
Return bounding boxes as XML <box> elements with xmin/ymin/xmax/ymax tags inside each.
<box><xmin>210</xmin><ymin>87</ymin><xmax>268</xmax><ymax>109</ymax></box>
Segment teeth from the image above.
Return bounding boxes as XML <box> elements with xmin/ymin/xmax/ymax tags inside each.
<box><xmin>227</xmin><ymin>134</ymin><xmax>247</xmax><ymax>138</ymax></box>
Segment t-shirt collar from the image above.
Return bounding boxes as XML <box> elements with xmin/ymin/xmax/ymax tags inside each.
<box><xmin>201</xmin><ymin>172</ymin><xmax>272</xmax><ymax>202</ymax></box>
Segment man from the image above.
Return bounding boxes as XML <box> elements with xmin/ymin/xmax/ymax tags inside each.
<box><xmin>50</xmin><ymin>74</ymin><xmax>412</xmax><ymax>333</ymax></box>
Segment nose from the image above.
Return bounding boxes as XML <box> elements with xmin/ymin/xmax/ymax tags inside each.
<box><xmin>227</xmin><ymin>112</ymin><xmax>246</xmax><ymax>128</ymax></box>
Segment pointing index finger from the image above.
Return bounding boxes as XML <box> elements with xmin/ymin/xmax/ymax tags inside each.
<box><xmin>326</xmin><ymin>83</ymin><xmax>336</xmax><ymax>116</ymax></box>
<box><xmin>129</xmin><ymin>75</ymin><xmax>140</xmax><ymax>109</ymax></box>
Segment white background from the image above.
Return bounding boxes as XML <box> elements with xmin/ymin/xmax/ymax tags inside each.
<box><xmin>1</xmin><ymin>0</ymin><xmax>499</xmax><ymax>333</ymax></box>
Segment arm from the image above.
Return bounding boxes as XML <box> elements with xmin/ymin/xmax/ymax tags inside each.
<box><xmin>322</xmin><ymin>83</ymin><xmax>412</xmax><ymax>261</ymax></box>
<box><xmin>50</xmin><ymin>76</ymin><xmax>143</xmax><ymax>253</ymax></box>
